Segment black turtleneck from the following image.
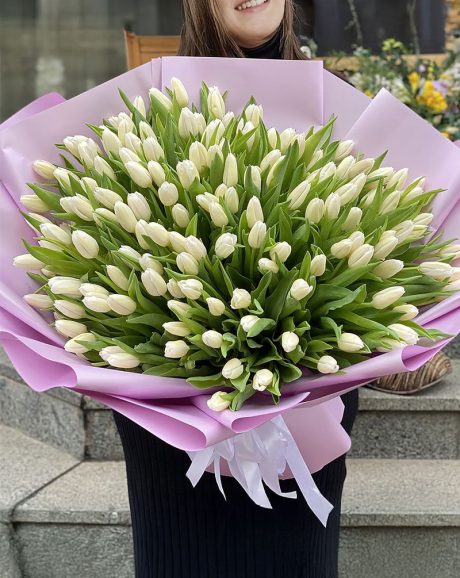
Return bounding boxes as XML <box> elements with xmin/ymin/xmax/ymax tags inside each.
<box><xmin>241</xmin><ymin>28</ymin><xmax>283</xmax><ymax>59</ymax></box>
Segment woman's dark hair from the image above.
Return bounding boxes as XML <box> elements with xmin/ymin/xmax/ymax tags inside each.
<box><xmin>179</xmin><ymin>0</ymin><xmax>307</xmax><ymax>60</ymax></box>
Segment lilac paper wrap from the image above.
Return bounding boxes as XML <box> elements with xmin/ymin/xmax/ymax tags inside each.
<box><xmin>1</xmin><ymin>58</ymin><xmax>460</xmax><ymax>473</ymax></box>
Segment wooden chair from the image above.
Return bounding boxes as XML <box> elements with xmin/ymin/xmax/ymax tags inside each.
<box><xmin>124</xmin><ymin>31</ymin><xmax>180</xmax><ymax>70</ymax></box>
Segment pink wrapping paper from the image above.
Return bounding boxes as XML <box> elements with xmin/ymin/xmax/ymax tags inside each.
<box><xmin>1</xmin><ymin>58</ymin><xmax>460</xmax><ymax>474</ymax></box>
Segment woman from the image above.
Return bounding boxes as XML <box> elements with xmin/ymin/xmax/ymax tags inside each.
<box><xmin>114</xmin><ymin>1</ymin><xmax>359</xmax><ymax>576</ymax></box>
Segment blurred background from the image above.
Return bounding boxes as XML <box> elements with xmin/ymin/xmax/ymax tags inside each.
<box><xmin>0</xmin><ymin>0</ymin><xmax>458</xmax><ymax>121</ymax></box>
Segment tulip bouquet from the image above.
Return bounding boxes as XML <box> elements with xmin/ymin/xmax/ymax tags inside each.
<box><xmin>2</xmin><ymin>57</ymin><xmax>460</xmax><ymax>517</ymax></box>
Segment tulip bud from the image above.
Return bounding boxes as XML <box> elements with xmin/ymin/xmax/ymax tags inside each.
<box><xmin>178</xmin><ymin>107</ymin><xmax>199</xmax><ymax>139</ymax></box>
<box><xmin>165</xmin><ymin>340</ymin><xmax>190</xmax><ymax>359</ymax></box>
<box><xmin>266</xmin><ymin>155</ymin><xmax>286</xmax><ymax>187</ymax></box>
<box><xmin>379</xmin><ymin>190</ymin><xmax>402</xmax><ymax>215</ymax></box>
<box><xmin>107</xmin><ymin>294</ymin><xmax>137</xmax><ymax>315</ymax></box>
<box><xmin>371</xmin><ymin>286</ymin><xmax>405</xmax><ymax>309</ymax></box>
<box><xmin>168</xmin><ymin>231</ymin><xmax>187</xmax><ymax>254</ymax></box>
<box><xmin>106</xmin><ymin>265</ymin><xmax>130</xmax><ymax>291</ymax></box>
<box><xmin>138</xmin><ymin>254</ymin><xmax>162</xmax><ymax>274</ymax></box>
<box><xmin>64</xmin><ymin>332</ymin><xmax>96</xmax><ymax>355</ymax></box>
<box><xmin>335</xmin><ymin>140</ymin><xmax>354</xmax><ymax>161</ymax></box>
<box><xmin>177</xmin><ymin>159</ymin><xmax>200</xmax><ymax>190</ymax></box>
<box><xmin>222</xmin><ymin>153</ymin><xmax>238</xmax><ymax>187</ymax></box>
<box><xmin>414</xmin><ymin>213</ymin><xmax>434</xmax><ymax>227</ymax></box>
<box><xmin>222</xmin><ymin>358</ymin><xmax>244</xmax><ymax>380</ymax></box>
<box><xmin>145</xmin><ymin>161</ymin><xmax>165</xmax><ymax>188</ymax></box>
<box><xmin>207</xmin><ymin>391</ymin><xmax>231</xmax><ymax>412</ymax></box>
<box><xmin>270</xmin><ymin>242</ymin><xmax>291</xmax><ymax>263</ymax></box>
<box><xmin>317</xmin><ymin>355</ymin><xmax>340</xmax><ymax>374</ymax></box>
<box><xmin>394</xmin><ymin>220</ymin><xmax>414</xmax><ymax>244</ymax></box>
<box><xmin>83</xmin><ymin>294</ymin><xmax>111</xmax><ymax>313</ymax></box>
<box><xmin>24</xmin><ymin>293</ymin><xmax>53</xmax><ymax>309</ymax></box>
<box><xmin>258</xmin><ymin>258</ymin><xmax>279</xmax><ymax>274</ymax></box>
<box><xmin>170</xmin><ymin>77</ymin><xmax>189</xmax><ymax>107</ymax></box>
<box><xmin>55</xmin><ymin>320</ymin><xmax>88</xmax><ymax>339</ymax></box>
<box><xmin>374</xmin><ymin>235</ymin><xmax>398</xmax><ymax>260</ymax></box>
<box><xmin>146</xmin><ymin>222</ymin><xmax>170</xmax><ymax>247</ymax></box>
<box><xmin>101</xmin><ymin>128</ymin><xmax>122</xmax><ymax>157</ymax></box>
<box><xmin>134</xmin><ymin>222</ymin><xmax>150</xmax><ymax>251</ymax></box>
<box><xmin>335</xmin><ymin>156</ymin><xmax>355</xmax><ymax>180</ymax></box>
<box><xmin>348</xmin><ymin>244</ymin><xmax>374</xmax><ymax>268</ymax></box>
<box><xmin>260</xmin><ymin>149</ymin><xmax>281</xmax><ymax>173</ymax></box>
<box><xmin>48</xmin><ymin>277</ymin><xmax>82</xmax><ymax>298</ymax></box>
<box><xmin>178</xmin><ymin>279</ymin><xmax>203</xmax><ymax>300</ymax></box>
<box><xmin>165</xmin><ymin>279</ymin><xmax>183</xmax><ymax>299</ymax></box>
<box><xmin>113</xmin><ymin>202</ymin><xmax>137</xmax><ymax>233</ymax></box>
<box><xmin>143</xmin><ymin>137</ymin><xmax>165</xmax><ymax>163</ymax></box>
<box><xmin>176</xmin><ymin>252</ymin><xmax>199</xmax><ymax>275</ymax></box>
<box><xmin>338</xmin><ymin>332</ymin><xmax>364</xmax><ymax>352</ymax></box>
<box><xmin>281</xmin><ymin>331</ymin><xmax>299</xmax><ymax>353</ymax></box>
<box><xmin>13</xmin><ymin>253</ymin><xmax>44</xmax><ymax>270</ymax></box>
<box><xmin>94</xmin><ymin>187</ymin><xmax>123</xmax><ymax>210</ymax></box>
<box><xmin>288</xmin><ymin>181</ymin><xmax>310</xmax><ymax>210</ymax></box>
<box><xmin>106</xmin><ymin>351</ymin><xmax>141</xmax><ymax>369</ymax></box>
<box><xmin>253</xmin><ymin>368</ymin><xmax>273</xmax><ymax>391</ymax></box>
<box><xmin>188</xmin><ymin>141</ymin><xmax>208</xmax><ymax>174</ymax></box>
<box><xmin>373</xmin><ymin>259</ymin><xmax>404</xmax><ymax>279</ymax></box>
<box><xmin>209</xmin><ymin>202</ymin><xmax>229</xmax><ymax>227</ymax></box>
<box><xmin>207</xmin><ymin>86</ymin><xmax>226</xmax><ymax>119</ymax></box>
<box><xmin>388</xmin><ymin>323</ymin><xmax>419</xmax><ymax>345</ymax></box>
<box><xmin>305</xmin><ymin>198</ymin><xmax>325</xmax><ymax>224</ymax></box>
<box><xmin>138</xmin><ymin>121</ymin><xmax>155</xmax><ymax>140</ymax></box>
<box><xmin>60</xmin><ymin>195</ymin><xmax>94</xmax><ymax>222</ymax></box>
<box><xmin>202</xmin><ymin>119</ymin><xmax>225</xmax><ymax>147</ymax></box>
<box><xmin>163</xmin><ymin>321</ymin><xmax>191</xmax><ymax>337</ymax></box>
<box><xmin>419</xmin><ymin>261</ymin><xmax>453</xmax><ymax>280</ymax></box>
<box><xmin>80</xmin><ymin>283</ymin><xmax>109</xmax><ymax>298</ymax></box>
<box><xmin>325</xmin><ymin>193</ymin><xmax>341</xmax><ymax>219</ymax></box>
<box><xmin>185</xmin><ymin>236</ymin><xmax>207</xmax><ymax>260</ymax></box>
<box><xmin>224</xmin><ymin>187</ymin><xmax>239</xmax><ymax>214</ymax></box>
<box><xmin>215</xmin><ymin>233</ymin><xmax>237</xmax><ymax>259</ymax></box>
<box><xmin>248</xmin><ymin>221</ymin><xmax>267</xmax><ymax>249</ymax></box>
<box><xmin>240</xmin><ymin>315</ymin><xmax>259</xmax><ymax>333</ymax></box>
<box><xmin>231</xmin><ymin>288</ymin><xmax>251</xmax><ymax>309</ymax></box>
<box><xmin>40</xmin><ymin>223</ymin><xmax>72</xmax><ymax>245</ymax></box>
<box><xmin>341</xmin><ymin>207</ymin><xmax>362</xmax><ymax>232</ymax></box>
<box><xmin>126</xmin><ymin>192</ymin><xmax>151</xmax><ymax>222</ymax></box>
<box><xmin>72</xmin><ymin>230</ymin><xmax>99</xmax><ymax>259</ymax></box>
<box><xmin>141</xmin><ymin>268</ymin><xmax>167</xmax><ymax>297</ymax></box>
<box><xmin>348</xmin><ymin>158</ymin><xmax>374</xmax><ymax>179</ymax></box>
<box><xmin>331</xmin><ymin>239</ymin><xmax>353</xmax><ymax>259</ymax></box>
<box><xmin>168</xmin><ymin>300</ymin><xmax>192</xmax><ymax>317</ymax></box>
<box><xmin>319</xmin><ymin>162</ymin><xmax>337</xmax><ymax>182</ymax></box>
<box><xmin>119</xmin><ymin>147</ymin><xmax>141</xmax><ymax>165</ymax></box>
<box><xmin>99</xmin><ymin>345</ymin><xmax>125</xmax><ymax>362</ymax></box>
<box><xmin>125</xmin><ymin>161</ymin><xmax>152</xmax><ymax>189</ymax></box>
<box><xmin>388</xmin><ymin>168</ymin><xmax>409</xmax><ymax>190</ymax></box>
<box><xmin>172</xmin><ymin>204</ymin><xmax>191</xmax><ymax>228</ymax></box>
<box><xmin>125</xmin><ymin>133</ymin><xmax>144</xmax><ymax>157</ymax></box>
<box><xmin>202</xmin><ymin>330</ymin><xmax>223</xmax><ymax>348</ymax></box>
<box><xmin>207</xmin><ymin>144</ymin><xmax>224</xmax><ymax>166</ymax></box>
<box><xmin>445</xmin><ymin>279</ymin><xmax>460</xmax><ymax>292</ymax></box>
<box><xmin>53</xmin><ymin>168</ymin><xmax>74</xmax><ymax>192</ymax></box>
<box><xmin>290</xmin><ymin>279</ymin><xmax>312</xmax><ymax>300</ymax></box>
<box><xmin>310</xmin><ymin>254</ymin><xmax>327</xmax><ymax>276</ymax></box>
<box><xmin>94</xmin><ymin>157</ymin><xmax>116</xmax><ymax>181</ymax></box>
<box><xmin>149</xmin><ymin>87</ymin><xmax>172</xmax><ymax>111</ymax></box>
<box><xmin>246</xmin><ymin>197</ymin><xmax>264</xmax><ymax>228</ymax></box>
<box><xmin>119</xmin><ymin>245</ymin><xmax>142</xmax><ymax>261</ymax></box>
<box><xmin>157</xmin><ymin>182</ymin><xmax>179</xmax><ymax>207</ymax></box>
<box><xmin>20</xmin><ymin>194</ymin><xmax>50</xmax><ymax>212</ymax></box>
<box><xmin>54</xmin><ymin>300</ymin><xmax>86</xmax><ymax>320</ymax></box>
<box><xmin>33</xmin><ymin>160</ymin><xmax>56</xmax><ymax>180</ymax></box>
<box><xmin>196</xmin><ymin>193</ymin><xmax>217</xmax><ymax>212</ymax></box>
<box><xmin>394</xmin><ymin>304</ymin><xmax>419</xmax><ymax>321</ymax></box>
<box><xmin>279</xmin><ymin>128</ymin><xmax>296</xmax><ymax>153</ymax></box>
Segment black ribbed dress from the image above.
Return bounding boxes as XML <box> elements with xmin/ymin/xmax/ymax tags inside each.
<box><xmin>114</xmin><ymin>32</ymin><xmax>360</xmax><ymax>578</ymax></box>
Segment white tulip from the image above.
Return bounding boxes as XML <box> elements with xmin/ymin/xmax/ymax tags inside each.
<box><xmin>107</xmin><ymin>294</ymin><xmax>137</xmax><ymax>315</ymax></box>
<box><xmin>141</xmin><ymin>268</ymin><xmax>167</xmax><ymax>297</ymax></box>
<box><xmin>402</xmin><ymin>185</ymin><xmax>425</xmax><ymax>205</ymax></box>
<box><xmin>388</xmin><ymin>323</ymin><xmax>419</xmax><ymax>345</ymax></box>
<box><xmin>280</xmin><ymin>128</ymin><xmax>296</xmax><ymax>153</ymax></box>
<box><xmin>215</xmin><ymin>233</ymin><xmax>237</xmax><ymax>259</ymax></box>
<box><xmin>414</xmin><ymin>213</ymin><xmax>434</xmax><ymax>227</ymax></box>
<box><xmin>260</xmin><ymin>149</ymin><xmax>281</xmax><ymax>172</ymax></box>
<box><xmin>40</xmin><ymin>223</ymin><xmax>72</xmax><ymax>245</ymax></box>
<box><xmin>348</xmin><ymin>158</ymin><xmax>374</xmax><ymax>179</ymax></box>
<box><xmin>247</xmin><ymin>166</ymin><xmax>262</xmax><ymax>194</ymax></box>
<box><xmin>117</xmin><ymin>119</ymin><xmax>133</xmax><ymax>145</ymax></box>
<box><xmin>240</xmin><ymin>315</ymin><xmax>259</xmax><ymax>333</ymax></box>
<box><xmin>224</xmin><ymin>186</ymin><xmax>239</xmax><ymax>214</ymax></box>
<box><xmin>24</xmin><ymin>293</ymin><xmax>53</xmax><ymax>309</ymax></box>
<box><xmin>94</xmin><ymin>208</ymin><xmax>117</xmax><ymax>225</ymax></box>
<box><xmin>194</xmin><ymin>112</ymin><xmax>207</xmax><ymax>134</ymax></box>
<box><xmin>206</xmin><ymin>297</ymin><xmax>226</xmax><ymax>316</ymax></box>
<box><xmin>94</xmin><ymin>157</ymin><xmax>116</xmax><ymax>181</ymax></box>
<box><xmin>149</xmin><ymin>87</ymin><xmax>172</xmax><ymax>111</ymax></box>
<box><xmin>231</xmin><ymin>288</ymin><xmax>251</xmax><ymax>309</ymax></box>
<box><xmin>207</xmin><ymin>144</ymin><xmax>224</xmax><ymax>166</ymax></box>
<box><xmin>287</xmin><ymin>181</ymin><xmax>310</xmax><ymax>210</ymax></box>
<box><xmin>394</xmin><ymin>304</ymin><xmax>419</xmax><ymax>321</ymax></box>
<box><xmin>99</xmin><ymin>345</ymin><xmax>125</xmax><ymax>361</ymax></box>
<box><xmin>207</xmin><ymin>391</ymin><xmax>230</xmax><ymax>412</ymax></box>
<box><xmin>209</xmin><ymin>203</ymin><xmax>229</xmax><ymax>227</ymax></box>
<box><xmin>12</xmin><ymin>253</ymin><xmax>44</xmax><ymax>270</ymax></box>
<box><xmin>72</xmin><ymin>230</ymin><xmax>99</xmax><ymax>259</ymax></box>
<box><xmin>388</xmin><ymin>168</ymin><xmax>408</xmax><ymax>190</ymax></box>
<box><xmin>202</xmin><ymin>119</ymin><xmax>225</xmax><ymax>147</ymax></box>
<box><xmin>196</xmin><ymin>193</ymin><xmax>217</xmax><ymax>212</ymax></box>
<box><xmin>54</xmin><ymin>300</ymin><xmax>86</xmax><ymax>320</ymax></box>
<box><xmin>107</xmin><ymin>265</ymin><xmax>130</xmax><ymax>291</ymax></box>
<box><xmin>281</xmin><ymin>331</ymin><xmax>299</xmax><ymax>353</ymax></box>
<box><xmin>177</xmin><ymin>159</ymin><xmax>199</xmax><ymax>190</ymax></box>
<box><xmin>305</xmin><ymin>198</ymin><xmax>325</xmax><ymax>224</ymax></box>
<box><xmin>348</xmin><ymin>244</ymin><xmax>374</xmax><ymax>268</ymax></box>
<box><xmin>394</xmin><ymin>220</ymin><xmax>415</xmax><ymax>244</ymax></box>
<box><xmin>142</xmin><ymin>137</ymin><xmax>164</xmax><ymax>162</ymax></box>
<box><xmin>368</xmin><ymin>166</ymin><xmax>394</xmax><ymax>182</ymax></box>
<box><xmin>246</xmin><ymin>196</ymin><xmax>264</xmax><ymax>228</ymax></box>
<box><xmin>138</xmin><ymin>254</ymin><xmax>162</xmax><ymax>273</ymax></box>
<box><xmin>33</xmin><ymin>160</ymin><xmax>56</xmax><ymax>180</ymax></box>
<box><xmin>185</xmin><ymin>236</ymin><xmax>207</xmax><ymax>260</ymax></box>
<box><xmin>55</xmin><ymin>320</ymin><xmax>87</xmax><ymax>339</ymax></box>
<box><xmin>147</xmin><ymin>161</ymin><xmax>166</xmax><ymax>187</ymax></box>
<box><xmin>445</xmin><ymin>279</ymin><xmax>460</xmax><ymax>292</ymax></box>
<box><xmin>83</xmin><ymin>294</ymin><xmax>111</xmax><ymax>313</ymax></box>
<box><xmin>94</xmin><ymin>187</ymin><xmax>123</xmax><ymax>210</ymax></box>
<box><xmin>371</xmin><ymin>286</ymin><xmax>405</xmax><ymax>309</ymax></box>
<box><xmin>222</xmin><ymin>358</ymin><xmax>244</xmax><ymax>380</ymax></box>
<box><xmin>168</xmin><ymin>300</ymin><xmax>192</xmax><ymax>317</ymax></box>
<box><xmin>53</xmin><ymin>168</ymin><xmax>73</xmax><ymax>191</ymax></box>
<box><xmin>373</xmin><ymin>259</ymin><xmax>404</xmax><ymax>279</ymax></box>
<box><xmin>119</xmin><ymin>147</ymin><xmax>141</xmax><ymax>164</ymax></box>
<box><xmin>64</xmin><ymin>332</ymin><xmax>96</xmax><ymax>355</ymax></box>
<box><xmin>79</xmin><ymin>283</ymin><xmax>109</xmax><ymax>297</ymax></box>
<box><xmin>133</xmin><ymin>95</ymin><xmax>147</xmax><ymax>117</ymax></box>
<box><xmin>331</xmin><ymin>239</ymin><xmax>353</xmax><ymax>259</ymax></box>
<box><xmin>146</xmin><ymin>222</ymin><xmax>170</xmax><ymax>247</ymax></box>
<box><xmin>207</xmin><ymin>86</ymin><xmax>226</xmax><ymax>119</ymax></box>
<box><xmin>374</xmin><ymin>235</ymin><xmax>399</xmax><ymax>260</ymax></box>
<box><xmin>306</xmin><ymin>150</ymin><xmax>323</xmax><ymax>171</ymax></box>
<box><xmin>165</xmin><ymin>340</ymin><xmax>190</xmax><ymax>359</ymax></box>
<box><xmin>244</xmin><ymin>104</ymin><xmax>263</xmax><ymax>126</ymax></box>
<box><xmin>176</xmin><ymin>252</ymin><xmax>199</xmax><ymax>275</ymax></box>
<box><xmin>60</xmin><ymin>195</ymin><xmax>94</xmax><ymax>221</ymax></box>
<box><xmin>290</xmin><ymin>279</ymin><xmax>312</xmax><ymax>300</ymax></box>
<box><xmin>125</xmin><ymin>162</ymin><xmax>152</xmax><ymax>188</ymax></box>
<box><xmin>310</xmin><ymin>254</ymin><xmax>327</xmax><ymax>276</ymax></box>
<box><xmin>267</xmin><ymin>127</ymin><xmax>278</xmax><ymax>149</ymax></box>
<box><xmin>266</xmin><ymin>155</ymin><xmax>286</xmax><ymax>187</ymax></box>
<box><xmin>119</xmin><ymin>245</ymin><xmax>142</xmax><ymax>261</ymax></box>
<box><xmin>178</xmin><ymin>107</ymin><xmax>199</xmax><ymax>139</ymax></box>
<box><xmin>202</xmin><ymin>330</ymin><xmax>223</xmax><ymax>348</ymax></box>
<box><xmin>223</xmin><ymin>153</ymin><xmax>238</xmax><ymax>187</ymax></box>
<box><xmin>83</xmin><ymin>176</ymin><xmax>100</xmax><ymax>192</ymax></box>
<box><xmin>102</xmin><ymin>128</ymin><xmax>122</xmax><ymax>156</ymax></box>
<box><xmin>169</xmin><ymin>231</ymin><xmax>187</xmax><ymax>253</ymax></box>
<box><xmin>325</xmin><ymin>193</ymin><xmax>341</xmax><ymax>219</ymax></box>
<box><xmin>338</xmin><ymin>332</ymin><xmax>364</xmax><ymax>352</ymax></box>
<box><xmin>253</xmin><ymin>369</ymin><xmax>273</xmax><ymax>391</ymax></box>
<box><xmin>170</xmin><ymin>77</ymin><xmax>189</xmax><ymax>107</ymax></box>
<box><xmin>47</xmin><ymin>277</ymin><xmax>81</xmax><ymax>298</ymax></box>
<box><xmin>20</xmin><ymin>194</ymin><xmax>49</xmax><ymax>212</ymax></box>
<box><xmin>126</xmin><ymin>192</ymin><xmax>151</xmax><ymax>221</ymax></box>
<box><xmin>106</xmin><ymin>352</ymin><xmax>141</xmax><ymax>369</ymax></box>
<box><xmin>157</xmin><ymin>182</ymin><xmax>179</xmax><ymax>207</ymax></box>
<box><xmin>317</xmin><ymin>355</ymin><xmax>340</xmax><ymax>374</ymax></box>
<box><xmin>114</xmin><ymin>202</ymin><xmax>137</xmax><ymax>233</ymax></box>
<box><xmin>189</xmin><ymin>141</ymin><xmax>208</xmax><ymax>173</ymax></box>
<box><xmin>419</xmin><ymin>261</ymin><xmax>453</xmax><ymax>280</ymax></box>
<box><xmin>78</xmin><ymin>142</ymin><xmax>97</xmax><ymax>167</ymax></box>
<box><xmin>258</xmin><ymin>258</ymin><xmax>279</xmax><ymax>274</ymax></box>
<box><xmin>167</xmin><ymin>278</ymin><xmax>184</xmax><ymax>299</ymax></box>
<box><xmin>24</xmin><ymin>213</ymin><xmax>52</xmax><ymax>232</ymax></box>
<box><xmin>139</xmin><ymin>121</ymin><xmax>156</xmax><ymax>140</ymax></box>
<box><xmin>341</xmin><ymin>207</ymin><xmax>362</xmax><ymax>232</ymax></box>
<box><xmin>335</xmin><ymin>139</ymin><xmax>354</xmax><ymax>161</ymax></box>
<box><xmin>178</xmin><ymin>279</ymin><xmax>203</xmax><ymax>300</ymax></box>
<box><xmin>163</xmin><ymin>321</ymin><xmax>191</xmax><ymax>337</ymax></box>
<box><xmin>222</xmin><ymin>111</ymin><xmax>235</xmax><ymax>128</ymax></box>
<box><xmin>270</xmin><ymin>242</ymin><xmax>291</xmax><ymax>263</ymax></box>
<box><xmin>172</xmin><ymin>204</ymin><xmax>191</xmax><ymax>228</ymax></box>
<box><xmin>248</xmin><ymin>221</ymin><xmax>267</xmax><ymax>249</ymax></box>
<box><xmin>379</xmin><ymin>190</ymin><xmax>402</xmax><ymax>215</ymax></box>
<box><xmin>319</xmin><ymin>162</ymin><xmax>336</xmax><ymax>181</ymax></box>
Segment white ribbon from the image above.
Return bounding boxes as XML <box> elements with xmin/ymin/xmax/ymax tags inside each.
<box><xmin>186</xmin><ymin>415</ymin><xmax>333</xmax><ymax>527</ymax></box>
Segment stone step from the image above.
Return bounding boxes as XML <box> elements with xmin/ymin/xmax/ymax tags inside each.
<box><xmin>1</xmin><ymin>426</ymin><xmax>458</xmax><ymax>578</ymax></box>
<box><xmin>1</xmin><ymin>348</ymin><xmax>459</xmax><ymax>460</ymax></box>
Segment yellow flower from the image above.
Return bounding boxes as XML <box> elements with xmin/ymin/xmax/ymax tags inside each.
<box><xmin>364</xmin><ymin>89</ymin><xmax>374</xmax><ymax>97</ymax></box>
<box><xmin>416</xmin><ymin>81</ymin><xmax>448</xmax><ymax>113</ymax></box>
<box><xmin>408</xmin><ymin>71</ymin><xmax>420</xmax><ymax>91</ymax></box>
<box><xmin>440</xmin><ymin>131</ymin><xmax>450</xmax><ymax>138</ymax></box>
